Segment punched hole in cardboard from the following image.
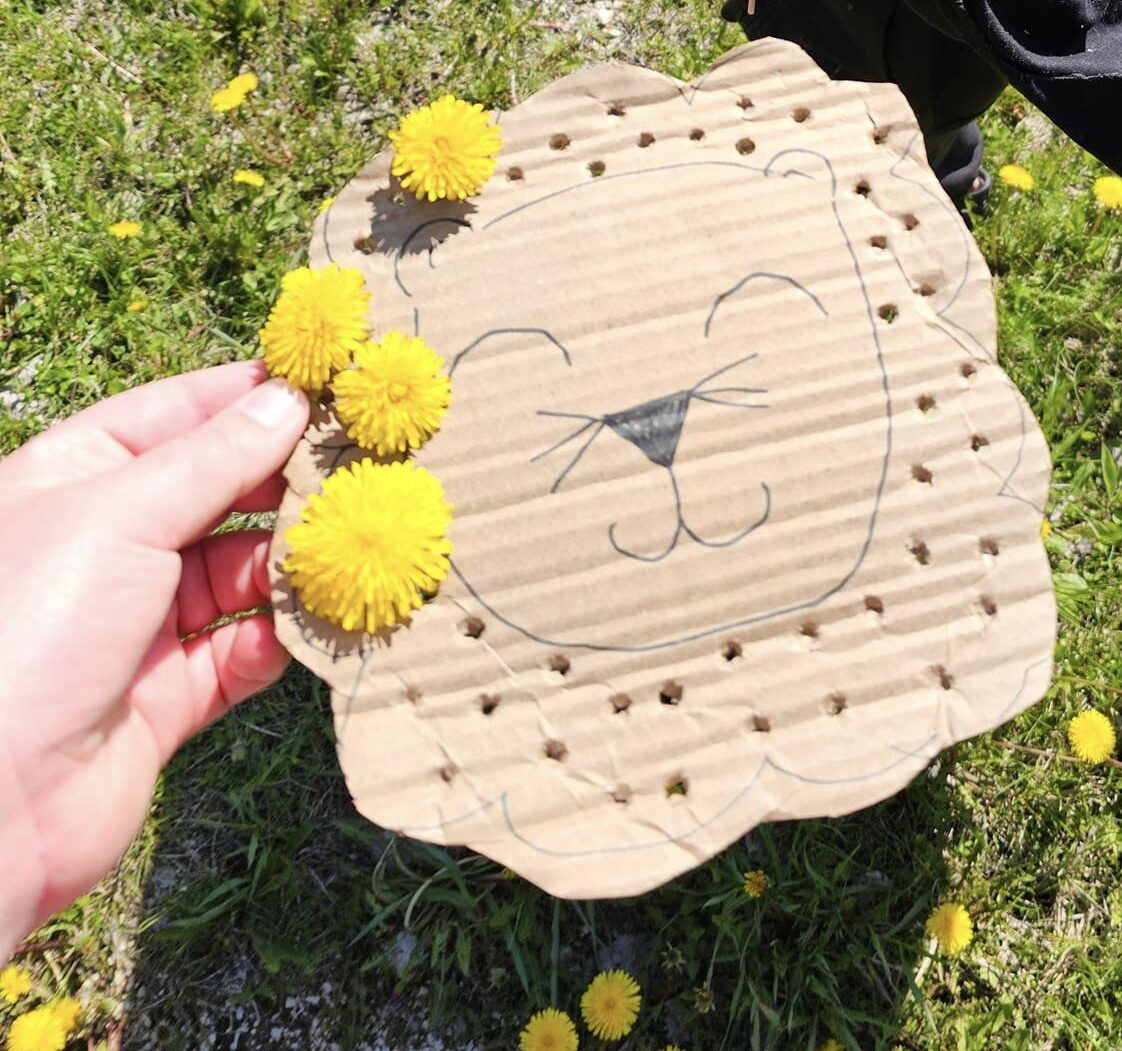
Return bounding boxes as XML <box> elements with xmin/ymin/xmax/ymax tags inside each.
<box><xmin>544</xmin><ymin>739</ymin><xmax>568</xmax><ymax>762</ymax></box>
<box><xmin>903</xmin><ymin>213</ymin><xmax>921</xmax><ymax>231</ymax></box>
<box><xmin>736</xmin><ymin>137</ymin><xmax>756</xmax><ymax>156</ymax></box>
<box><xmin>934</xmin><ymin>665</ymin><xmax>955</xmax><ymax>691</ymax></box>
<box><xmin>917</xmin><ymin>394</ymin><xmax>936</xmax><ymax>414</ymax></box>
<box><xmin>909</xmin><ymin>539</ymin><xmax>931</xmax><ymax>566</ymax></box>
<box><xmin>689</xmin><ymin>128</ymin><xmax>705</xmax><ymax>142</ymax></box>
<box><xmin>610</xmin><ymin>692</ymin><xmax>632</xmax><ymax>714</ymax></box>
<box><xmin>638</xmin><ymin>132</ymin><xmax>656</xmax><ymax>148</ymax></box>
<box><xmin>971</xmin><ymin>434</ymin><xmax>989</xmax><ymax>452</ymax></box>
<box><xmin>855</xmin><ymin>180</ymin><xmax>871</xmax><ymax>198</ymax></box>
<box><xmin>665</xmin><ymin>775</ymin><xmax>689</xmax><ymax>798</ymax></box>
<box><xmin>659</xmin><ymin>681</ymin><xmax>684</xmax><ymax>706</ymax></box>
<box><xmin>878</xmin><ymin>304</ymin><xmax>899</xmax><ymax>324</ymax></box>
<box><xmin>980</xmin><ymin>536</ymin><xmax>1000</xmax><ymax>557</ymax></box>
<box><xmin>506</xmin><ymin>166</ymin><xmax>524</xmax><ymax>181</ymax></box>
<box><xmin>737</xmin><ymin>96</ymin><xmax>754</xmax><ymax>110</ymax></box>
<box><xmin>872</xmin><ymin>126</ymin><xmax>889</xmax><ymax>144</ymax></box>
<box><xmin>548</xmin><ymin>654</ymin><xmax>571</xmax><ymax>677</ymax></box>
<box><xmin>918</xmin><ymin>282</ymin><xmax>937</xmax><ymax>297</ymax></box>
<box><xmin>826</xmin><ymin>692</ymin><xmax>847</xmax><ymax>715</ymax></box>
<box><xmin>588</xmin><ymin>160</ymin><xmax>606</xmax><ymax>178</ymax></box>
<box><xmin>549</xmin><ymin>133</ymin><xmax>571</xmax><ymax>151</ymax></box>
<box><xmin>439</xmin><ymin>762</ymin><xmax>457</xmax><ymax>784</ymax></box>
<box><xmin>864</xmin><ymin>595</ymin><xmax>885</xmax><ymax>615</ymax></box>
<box><xmin>792</xmin><ymin>106</ymin><xmax>811</xmax><ymax>123</ymax></box>
<box><xmin>960</xmin><ymin>361</ymin><xmax>978</xmax><ymax>380</ymax></box>
<box><xmin>608</xmin><ymin>103</ymin><xmax>626</xmax><ymax>117</ymax></box>
<box><xmin>480</xmin><ymin>693</ymin><xmax>500</xmax><ymax>716</ymax></box>
<box><xmin>722</xmin><ymin>640</ymin><xmax>743</xmax><ymax>662</ymax></box>
<box><xmin>799</xmin><ymin>621</ymin><xmax>819</xmax><ymax>640</ymax></box>
<box><xmin>404</xmin><ymin>685</ymin><xmax>423</xmax><ymax>704</ymax></box>
<box><xmin>611</xmin><ymin>784</ymin><xmax>632</xmax><ymax>805</ymax></box>
<box><xmin>979</xmin><ymin>595</ymin><xmax>998</xmax><ymax>617</ymax></box>
<box><xmin>461</xmin><ymin>615</ymin><xmax>486</xmax><ymax>639</ymax></box>
<box><xmin>870</xmin><ymin>234</ymin><xmax>889</xmax><ymax>250</ymax></box>
<box><xmin>752</xmin><ymin>714</ymin><xmax>772</xmax><ymax>733</ymax></box>
<box><xmin>912</xmin><ymin>464</ymin><xmax>933</xmax><ymax>485</ymax></box>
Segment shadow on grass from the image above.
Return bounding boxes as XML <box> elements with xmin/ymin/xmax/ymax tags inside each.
<box><xmin>121</xmin><ymin>662</ymin><xmax>959</xmax><ymax>1051</ymax></box>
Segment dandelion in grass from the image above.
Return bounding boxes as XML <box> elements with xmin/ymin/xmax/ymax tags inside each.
<box><xmin>107</xmin><ymin>221</ymin><xmax>142</xmax><ymax>239</ymax></box>
<box><xmin>319</xmin><ymin>195</ymin><xmax>336</xmax><ymax>214</ymax></box>
<box><xmin>227</xmin><ymin>71</ymin><xmax>258</xmax><ymax>95</ymax></box>
<box><xmin>126</xmin><ymin>299</ymin><xmax>148</xmax><ymax>313</ymax></box>
<box><xmin>818</xmin><ymin>1041</ymin><xmax>845</xmax><ymax>1051</ymax></box>
<box><xmin>1068</xmin><ymin>710</ymin><xmax>1116</xmax><ymax>764</ymax></box>
<box><xmin>1040</xmin><ymin>518</ymin><xmax>1052</xmax><ymax>539</ymax></box>
<box><xmin>742</xmin><ymin>869</ymin><xmax>768</xmax><ymax>899</ymax></box>
<box><xmin>259</xmin><ymin>265</ymin><xmax>371</xmax><ymax>390</ymax></box>
<box><xmin>390</xmin><ymin>95</ymin><xmax>503</xmax><ymax>201</ymax></box>
<box><xmin>997</xmin><ymin>164</ymin><xmax>1034</xmax><ymax>192</ymax></box>
<box><xmin>693</xmin><ymin>982</ymin><xmax>714</xmax><ymax>1015</ymax></box>
<box><xmin>50</xmin><ymin>998</ymin><xmax>81</xmax><ymax>1035</ymax></box>
<box><xmin>519</xmin><ymin>1007</ymin><xmax>578</xmax><ymax>1051</ymax></box>
<box><xmin>333</xmin><ymin>331</ymin><xmax>451</xmax><ymax>455</ymax></box>
<box><xmin>581</xmin><ymin>970</ymin><xmax>641</xmax><ymax>1041</ymax></box>
<box><xmin>0</xmin><ymin>965</ymin><xmax>31</xmax><ymax>1004</ymax></box>
<box><xmin>285</xmin><ymin>460</ymin><xmax>452</xmax><ymax>634</ymax></box>
<box><xmin>664</xmin><ymin>1045</ymin><xmax>684</xmax><ymax>1051</ymax></box>
<box><xmin>209</xmin><ymin>85</ymin><xmax>246</xmax><ymax>113</ymax></box>
<box><xmin>6</xmin><ymin>1007</ymin><xmax>66</xmax><ymax>1051</ymax></box>
<box><xmin>1094</xmin><ymin>175</ymin><xmax>1122</xmax><ymax>211</ymax></box>
<box><xmin>233</xmin><ymin>169</ymin><xmax>265</xmax><ymax>188</ymax></box>
<box><xmin>925</xmin><ymin>902</ymin><xmax>973</xmax><ymax>955</ymax></box>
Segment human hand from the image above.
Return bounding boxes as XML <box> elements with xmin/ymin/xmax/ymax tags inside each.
<box><xmin>0</xmin><ymin>361</ymin><xmax>309</xmax><ymax>960</ymax></box>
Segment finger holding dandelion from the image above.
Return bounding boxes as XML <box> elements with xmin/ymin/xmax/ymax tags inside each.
<box><xmin>925</xmin><ymin>902</ymin><xmax>973</xmax><ymax>955</ymax></box>
<box><xmin>581</xmin><ymin>970</ymin><xmax>641</xmax><ymax>1041</ymax></box>
<box><xmin>519</xmin><ymin>1007</ymin><xmax>579</xmax><ymax>1051</ymax></box>
<box><xmin>390</xmin><ymin>95</ymin><xmax>503</xmax><ymax>202</ymax></box>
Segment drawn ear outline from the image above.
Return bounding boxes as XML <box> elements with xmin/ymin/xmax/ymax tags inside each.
<box><xmin>449</xmin><ymin>328</ymin><xmax>572</xmax><ymax>376</ymax></box>
<box><xmin>763</xmin><ymin>148</ymin><xmax>838</xmax><ymax>194</ymax></box>
<box><xmin>394</xmin><ymin>217</ymin><xmax>474</xmax><ymax>298</ymax></box>
<box><xmin>704</xmin><ymin>272</ymin><xmax>828</xmax><ymax>338</ymax></box>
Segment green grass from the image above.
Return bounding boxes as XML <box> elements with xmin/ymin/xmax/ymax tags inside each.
<box><xmin>2</xmin><ymin>1</ymin><xmax>1120</xmax><ymax>1049</ymax></box>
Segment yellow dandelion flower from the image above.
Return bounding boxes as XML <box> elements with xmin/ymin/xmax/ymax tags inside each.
<box><xmin>664</xmin><ymin>1046</ymin><xmax>684</xmax><ymax>1051</ymax></box>
<box><xmin>227</xmin><ymin>71</ymin><xmax>258</xmax><ymax>95</ymax></box>
<box><xmin>285</xmin><ymin>460</ymin><xmax>452</xmax><ymax>633</ymax></box>
<box><xmin>259</xmin><ymin>265</ymin><xmax>371</xmax><ymax>390</ymax></box>
<box><xmin>925</xmin><ymin>902</ymin><xmax>973</xmax><ymax>955</ymax></box>
<box><xmin>519</xmin><ymin>1008</ymin><xmax>578</xmax><ymax>1051</ymax></box>
<box><xmin>1094</xmin><ymin>175</ymin><xmax>1122</xmax><ymax>211</ymax></box>
<box><xmin>332</xmin><ymin>331</ymin><xmax>451</xmax><ymax>455</ymax></box>
<box><xmin>233</xmin><ymin>169</ymin><xmax>265</xmax><ymax>188</ymax></box>
<box><xmin>818</xmin><ymin>1041</ymin><xmax>845</xmax><ymax>1051</ymax></box>
<box><xmin>694</xmin><ymin>982</ymin><xmax>714</xmax><ymax>1015</ymax></box>
<box><xmin>50</xmin><ymin>998</ymin><xmax>81</xmax><ymax>1035</ymax></box>
<box><xmin>126</xmin><ymin>298</ymin><xmax>148</xmax><ymax>313</ymax></box>
<box><xmin>998</xmin><ymin>164</ymin><xmax>1035</xmax><ymax>192</ymax></box>
<box><xmin>742</xmin><ymin>869</ymin><xmax>768</xmax><ymax>899</ymax></box>
<box><xmin>319</xmin><ymin>195</ymin><xmax>336</xmax><ymax>214</ymax></box>
<box><xmin>6</xmin><ymin>1007</ymin><xmax>67</xmax><ymax>1051</ymax></box>
<box><xmin>209</xmin><ymin>85</ymin><xmax>246</xmax><ymax>113</ymax></box>
<box><xmin>1040</xmin><ymin>518</ymin><xmax>1052</xmax><ymax>539</ymax></box>
<box><xmin>390</xmin><ymin>95</ymin><xmax>503</xmax><ymax>202</ymax></box>
<box><xmin>580</xmin><ymin>970</ymin><xmax>641</xmax><ymax>1042</ymax></box>
<box><xmin>0</xmin><ymin>965</ymin><xmax>32</xmax><ymax>1004</ymax></box>
<box><xmin>107</xmin><ymin>220</ymin><xmax>142</xmax><ymax>239</ymax></box>
<box><xmin>1068</xmin><ymin>710</ymin><xmax>1116</xmax><ymax>764</ymax></box>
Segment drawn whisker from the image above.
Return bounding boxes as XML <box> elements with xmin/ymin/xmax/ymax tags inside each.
<box><xmin>531</xmin><ymin>419</ymin><xmax>597</xmax><ymax>463</ymax></box>
<box><xmin>691</xmin><ymin>394</ymin><xmax>769</xmax><ymax>410</ymax></box>
<box><xmin>689</xmin><ymin>352</ymin><xmax>759</xmax><ymax>392</ymax></box>
<box><xmin>692</xmin><ymin>385</ymin><xmax>768</xmax><ymax>397</ymax></box>
<box><xmin>537</xmin><ymin>409</ymin><xmax>601</xmax><ymax>423</ymax></box>
<box><xmin>550</xmin><ymin>421</ymin><xmax>606</xmax><ymax>493</ymax></box>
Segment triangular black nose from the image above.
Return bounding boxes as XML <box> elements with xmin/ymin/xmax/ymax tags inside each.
<box><xmin>603</xmin><ymin>391</ymin><xmax>690</xmax><ymax>469</ymax></box>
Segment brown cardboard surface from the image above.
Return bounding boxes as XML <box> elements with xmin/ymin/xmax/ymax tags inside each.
<box><xmin>270</xmin><ymin>39</ymin><xmax>1055</xmax><ymax>899</ymax></box>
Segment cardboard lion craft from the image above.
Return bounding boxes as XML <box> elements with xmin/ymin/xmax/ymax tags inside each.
<box><xmin>269</xmin><ymin>39</ymin><xmax>1056</xmax><ymax>899</ymax></box>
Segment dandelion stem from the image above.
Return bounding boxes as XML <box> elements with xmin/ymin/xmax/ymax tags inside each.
<box><xmin>992</xmin><ymin>738</ymin><xmax>1122</xmax><ymax>770</ymax></box>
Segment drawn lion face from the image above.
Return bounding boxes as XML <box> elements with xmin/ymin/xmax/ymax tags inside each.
<box><xmin>271</xmin><ymin>40</ymin><xmax>1055</xmax><ymax>899</ymax></box>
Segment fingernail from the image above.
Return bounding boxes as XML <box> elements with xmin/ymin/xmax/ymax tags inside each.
<box><xmin>241</xmin><ymin>378</ymin><xmax>308</xmax><ymax>428</ymax></box>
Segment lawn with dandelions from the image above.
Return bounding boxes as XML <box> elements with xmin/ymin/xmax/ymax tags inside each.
<box><xmin>1</xmin><ymin>1</ymin><xmax>1121</xmax><ymax>1049</ymax></box>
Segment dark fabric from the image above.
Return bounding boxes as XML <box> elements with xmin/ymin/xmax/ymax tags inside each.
<box><xmin>720</xmin><ymin>0</ymin><xmax>1122</xmax><ymax>174</ymax></box>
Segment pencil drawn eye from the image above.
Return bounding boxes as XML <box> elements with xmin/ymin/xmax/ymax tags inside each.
<box><xmin>531</xmin><ymin>353</ymin><xmax>772</xmax><ymax>561</ymax></box>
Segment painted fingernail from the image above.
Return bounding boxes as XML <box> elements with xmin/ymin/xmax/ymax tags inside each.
<box><xmin>241</xmin><ymin>378</ymin><xmax>308</xmax><ymax>428</ymax></box>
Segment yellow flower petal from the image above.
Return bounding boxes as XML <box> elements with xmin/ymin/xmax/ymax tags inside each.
<box><xmin>107</xmin><ymin>220</ymin><xmax>142</xmax><ymax>239</ymax></box>
<box><xmin>925</xmin><ymin>902</ymin><xmax>973</xmax><ymax>955</ymax></box>
<box><xmin>50</xmin><ymin>998</ymin><xmax>82</xmax><ymax>1035</ymax></box>
<box><xmin>126</xmin><ymin>298</ymin><xmax>148</xmax><ymax>313</ymax></box>
<box><xmin>227</xmin><ymin>71</ymin><xmax>258</xmax><ymax>95</ymax></box>
<box><xmin>233</xmin><ymin>169</ymin><xmax>266</xmax><ymax>188</ymax></box>
<box><xmin>1068</xmin><ymin>710</ymin><xmax>1116</xmax><ymax>764</ymax></box>
<box><xmin>519</xmin><ymin>1008</ymin><xmax>578</xmax><ymax>1051</ymax></box>
<box><xmin>210</xmin><ymin>85</ymin><xmax>246</xmax><ymax>113</ymax></box>
<box><xmin>0</xmin><ymin>965</ymin><xmax>32</xmax><ymax>1004</ymax></box>
<box><xmin>7</xmin><ymin>1007</ymin><xmax>67</xmax><ymax>1051</ymax></box>
<box><xmin>1094</xmin><ymin>174</ymin><xmax>1122</xmax><ymax>211</ymax></box>
<box><xmin>742</xmin><ymin>869</ymin><xmax>768</xmax><ymax>899</ymax></box>
<box><xmin>581</xmin><ymin>970</ymin><xmax>642</xmax><ymax>1041</ymax></box>
<box><xmin>259</xmin><ymin>265</ymin><xmax>371</xmax><ymax>390</ymax></box>
<box><xmin>332</xmin><ymin>331</ymin><xmax>451</xmax><ymax>455</ymax></box>
<box><xmin>318</xmin><ymin>195</ymin><xmax>336</xmax><ymax>214</ymax></box>
<box><xmin>285</xmin><ymin>460</ymin><xmax>453</xmax><ymax>634</ymax></box>
<box><xmin>998</xmin><ymin>164</ymin><xmax>1035</xmax><ymax>192</ymax></box>
<box><xmin>1040</xmin><ymin>518</ymin><xmax>1052</xmax><ymax>539</ymax></box>
<box><xmin>390</xmin><ymin>95</ymin><xmax>503</xmax><ymax>202</ymax></box>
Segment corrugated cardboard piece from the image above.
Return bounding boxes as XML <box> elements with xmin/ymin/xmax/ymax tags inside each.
<box><xmin>270</xmin><ymin>39</ymin><xmax>1055</xmax><ymax>899</ymax></box>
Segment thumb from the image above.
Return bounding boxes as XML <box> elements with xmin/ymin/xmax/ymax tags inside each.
<box><xmin>102</xmin><ymin>377</ymin><xmax>309</xmax><ymax>551</ymax></box>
